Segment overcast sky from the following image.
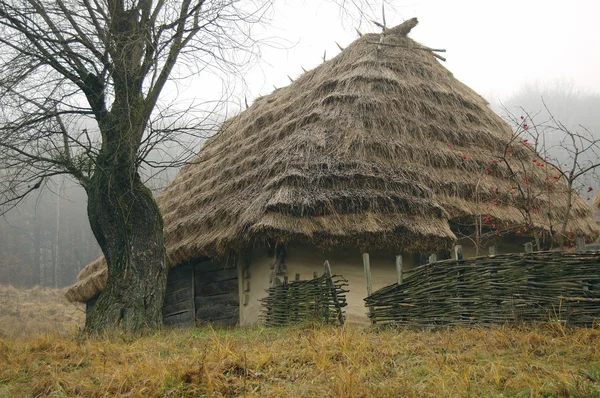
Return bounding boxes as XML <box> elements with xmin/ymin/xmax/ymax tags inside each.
<box><xmin>193</xmin><ymin>0</ymin><xmax>599</xmax><ymax>112</ymax></box>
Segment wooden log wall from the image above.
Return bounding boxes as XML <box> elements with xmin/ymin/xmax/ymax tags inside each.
<box><xmin>161</xmin><ymin>259</ymin><xmax>240</xmax><ymax>327</ymax></box>
<box><xmin>365</xmin><ymin>251</ymin><xmax>600</xmax><ymax>327</ymax></box>
<box><xmin>193</xmin><ymin>259</ymin><xmax>239</xmax><ymax>326</ymax></box>
<box><xmin>162</xmin><ymin>263</ymin><xmax>195</xmax><ymax>327</ymax></box>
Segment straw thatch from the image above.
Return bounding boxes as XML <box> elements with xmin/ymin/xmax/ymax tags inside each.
<box><xmin>64</xmin><ymin>257</ymin><xmax>107</xmax><ymax>303</ymax></box>
<box><xmin>65</xmin><ymin>18</ymin><xmax>598</xmax><ymax>303</ymax></box>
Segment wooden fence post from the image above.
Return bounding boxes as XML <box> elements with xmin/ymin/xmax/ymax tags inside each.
<box><xmin>396</xmin><ymin>255</ymin><xmax>403</xmax><ymax>285</ymax></box>
<box><xmin>363</xmin><ymin>253</ymin><xmax>374</xmax><ymax>320</ymax></box>
<box><xmin>454</xmin><ymin>245</ymin><xmax>466</xmax><ymax>322</ymax></box>
<box><xmin>489</xmin><ymin>245</ymin><xmax>497</xmax><ymax>256</ymax></box>
<box><xmin>575</xmin><ymin>237</ymin><xmax>589</xmax><ymax>291</ymax></box>
<box><xmin>323</xmin><ymin>261</ymin><xmax>344</xmax><ymax>326</ymax></box>
<box><xmin>454</xmin><ymin>245</ymin><xmax>463</xmax><ymax>260</ymax></box>
<box><xmin>576</xmin><ymin>237</ymin><xmax>586</xmax><ymax>252</ymax></box>
<box><xmin>428</xmin><ymin>254</ymin><xmax>437</xmax><ymax>264</ymax></box>
<box><xmin>524</xmin><ymin>242</ymin><xmax>533</xmax><ymax>253</ymax></box>
<box><xmin>293</xmin><ymin>273</ymin><xmax>300</xmax><ymax>322</ymax></box>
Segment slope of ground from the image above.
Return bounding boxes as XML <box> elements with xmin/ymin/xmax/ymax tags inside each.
<box><xmin>0</xmin><ymin>284</ymin><xmax>85</xmax><ymax>337</ymax></box>
<box><xmin>0</xmin><ymin>285</ymin><xmax>599</xmax><ymax>397</ymax></box>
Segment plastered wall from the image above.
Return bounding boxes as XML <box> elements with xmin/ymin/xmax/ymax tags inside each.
<box><xmin>238</xmin><ymin>238</ymin><xmax>534</xmax><ymax>325</ymax></box>
<box><xmin>239</xmin><ymin>243</ymin><xmax>421</xmax><ymax>325</ymax></box>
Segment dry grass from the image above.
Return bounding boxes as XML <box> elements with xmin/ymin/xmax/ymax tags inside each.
<box><xmin>1</xmin><ymin>324</ymin><xmax>600</xmax><ymax>397</ymax></box>
<box><xmin>1</xmin><ymin>285</ymin><xmax>600</xmax><ymax>397</ymax></box>
<box><xmin>0</xmin><ymin>284</ymin><xmax>84</xmax><ymax>337</ymax></box>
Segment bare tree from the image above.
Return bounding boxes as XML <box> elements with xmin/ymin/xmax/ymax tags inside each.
<box><xmin>0</xmin><ymin>1</ymin><xmax>380</xmax><ymax>331</ymax></box>
<box><xmin>502</xmin><ymin>101</ymin><xmax>600</xmax><ymax>248</ymax></box>
<box><xmin>452</xmin><ymin>99</ymin><xmax>600</xmax><ymax>254</ymax></box>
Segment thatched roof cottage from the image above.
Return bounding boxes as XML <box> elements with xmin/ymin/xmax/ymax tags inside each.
<box><xmin>66</xmin><ymin>19</ymin><xmax>599</xmax><ymax>326</ymax></box>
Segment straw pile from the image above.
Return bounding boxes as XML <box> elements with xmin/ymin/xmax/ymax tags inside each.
<box><xmin>365</xmin><ymin>251</ymin><xmax>600</xmax><ymax>326</ymax></box>
<box><xmin>66</xmin><ymin>18</ymin><xmax>598</xmax><ymax>304</ymax></box>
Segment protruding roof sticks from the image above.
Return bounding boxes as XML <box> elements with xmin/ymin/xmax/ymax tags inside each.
<box><xmin>367</xmin><ymin>40</ymin><xmax>447</xmax><ymax>62</ymax></box>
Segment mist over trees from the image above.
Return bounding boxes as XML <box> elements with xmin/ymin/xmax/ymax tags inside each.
<box><xmin>492</xmin><ymin>82</ymin><xmax>600</xmax><ymax>199</ymax></box>
<box><xmin>0</xmin><ymin>143</ymin><xmax>199</xmax><ymax>290</ymax></box>
<box><xmin>0</xmin><ymin>181</ymin><xmax>99</xmax><ymax>288</ymax></box>
<box><xmin>0</xmin><ymin>114</ymin><xmax>211</xmax><ymax>291</ymax></box>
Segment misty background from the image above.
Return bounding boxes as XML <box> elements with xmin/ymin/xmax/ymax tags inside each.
<box><xmin>1</xmin><ymin>0</ymin><xmax>599</xmax><ymax>288</ymax></box>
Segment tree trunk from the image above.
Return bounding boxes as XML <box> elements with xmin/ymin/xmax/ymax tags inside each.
<box><xmin>33</xmin><ymin>221</ymin><xmax>41</xmax><ymax>286</ymax></box>
<box><xmin>84</xmin><ymin>159</ymin><xmax>167</xmax><ymax>332</ymax></box>
<box><xmin>54</xmin><ymin>190</ymin><xmax>60</xmax><ymax>288</ymax></box>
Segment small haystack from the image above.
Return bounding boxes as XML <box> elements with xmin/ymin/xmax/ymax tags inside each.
<box><xmin>66</xmin><ymin>18</ymin><xmax>598</xmax><ymax>312</ymax></box>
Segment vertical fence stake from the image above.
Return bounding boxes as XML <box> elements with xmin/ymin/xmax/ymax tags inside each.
<box><xmin>524</xmin><ymin>242</ymin><xmax>533</xmax><ymax>253</ymax></box>
<box><xmin>363</xmin><ymin>253</ymin><xmax>374</xmax><ymax>320</ymax></box>
<box><xmin>489</xmin><ymin>245</ymin><xmax>497</xmax><ymax>256</ymax></box>
<box><xmin>576</xmin><ymin>237</ymin><xmax>586</xmax><ymax>252</ymax></box>
<box><xmin>454</xmin><ymin>245</ymin><xmax>463</xmax><ymax>260</ymax></box>
<box><xmin>428</xmin><ymin>253</ymin><xmax>437</xmax><ymax>264</ymax></box>
<box><xmin>396</xmin><ymin>255</ymin><xmax>403</xmax><ymax>285</ymax></box>
<box><xmin>323</xmin><ymin>260</ymin><xmax>344</xmax><ymax>325</ymax></box>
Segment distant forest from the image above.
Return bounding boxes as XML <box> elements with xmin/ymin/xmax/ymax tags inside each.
<box><xmin>0</xmin><ymin>163</ymin><xmax>181</xmax><ymax>288</ymax></box>
<box><xmin>1</xmin><ymin>84</ymin><xmax>599</xmax><ymax>288</ymax></box>
<box><xmin>0</xmin><ymin>181</ymin><xmax>99</xmax><ymax>288</ymax></box>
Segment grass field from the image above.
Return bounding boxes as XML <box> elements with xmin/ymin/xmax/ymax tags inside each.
<box><xmin>1</xmin><ymin>284</ymin><xmax>599</xmax><ymax>397</ymax></box>
<box><xmin>0</xmin><ymin>284</ymin><xmax>85</xmax><ymax>337</ymax></box>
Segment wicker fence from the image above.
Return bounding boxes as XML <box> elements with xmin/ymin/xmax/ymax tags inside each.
<box><xmin>260</xmin><ymin>262</ymin><xmax>349</xmax><ymax>327</ymax></box>
<box><xmin>364</xmin><ymin>251</ymin><xmax>600</xmax><ymax>327</ymax></box>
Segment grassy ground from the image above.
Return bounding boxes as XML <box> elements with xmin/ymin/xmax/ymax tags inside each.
<box><xmin>0</xmin><ymin>284</ymin><xmax>84</xmax><ymax>337</ymax></box>
<box><xmin>1</xmin><ymin>285</ymin><xmax>599</xmax><ymax>397</ymax></box>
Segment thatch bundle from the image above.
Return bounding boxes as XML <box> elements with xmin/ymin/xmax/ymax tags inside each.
<box><xmin>64</xmin><ymin>257</ymin><xmax>107</xmax><ymax>303</ymax></box>
<box><xmin>65</xmin><ymin>18</ymin><xmax>598</xmax><ymax>304</ymax></box>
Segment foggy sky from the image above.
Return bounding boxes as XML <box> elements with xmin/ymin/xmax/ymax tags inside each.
<box><xmin>166</xmin><ymin>0</ymin><xmax>600</xmax><ymax>114</ymax></box>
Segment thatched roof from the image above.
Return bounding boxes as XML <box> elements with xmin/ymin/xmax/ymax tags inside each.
<box><xmin>65</xmin><ymin>18</ymin><xmax>599</xmax><ymax>303</ymax></box>
<box><xmin>64</xmin><ymin>257</ymin><xmax>106</xmax><ymax>303</ymax></box>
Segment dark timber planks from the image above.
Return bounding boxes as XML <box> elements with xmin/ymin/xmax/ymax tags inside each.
<box><xmin>162</xmin><ymin>264</ymin><xmax>195</xmax><ymax>327</ymax></box>
<box><xmin>194</xmin><ymin>260</ymin><xmax>239</xmax><ymax>326</ymax></box>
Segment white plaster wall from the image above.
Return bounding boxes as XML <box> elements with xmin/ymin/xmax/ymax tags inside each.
<box><xmin>456</xmin><ymin>237</ymin><xmax>531</xmax><ymax>258</ymax></box>
<box><xmin>240</xmin><ymin>243</ymin><xmax>420</xmax><ymax>325</ymax></box>
<box><xmin>239</xmin><ymin>238</ymin><xmax>534</xmax><ymax>326</ymax></box>
<box><xmin>238</xmin><ymin>252</ymin><xmax>272</xmax><ymax>326</ymax></box>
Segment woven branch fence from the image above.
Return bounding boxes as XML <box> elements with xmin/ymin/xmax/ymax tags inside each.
<box><xmin>260</xmin><ymin>271</ymin><xmax>349</xmax><ymax>327</ymax></box>
<box><xmin>365</xmin><ymin>251</ymin><xmax>600</xmax><ymax>327</ymax></box>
